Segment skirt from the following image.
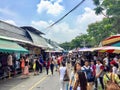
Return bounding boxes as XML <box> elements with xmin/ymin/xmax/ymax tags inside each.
<box><xmin>23</xmin><ymin>66</ymin><xmax>29</xmax><ymax>75</ymax></box>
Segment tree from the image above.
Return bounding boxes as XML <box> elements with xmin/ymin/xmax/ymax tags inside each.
<box><xmin>93</xmin><ymin>0</ymin><xmax>120</xmax><ymax>33</ymax></box>
<box><xmin>87</xmin><ymin>18</ymin><xmax>116</xmax><ymax>45</ymax></box>
<box><xmin>60</xmin><ymin>34</ymin><xmax>95</xmax><ymax>50</ymax></box>
<box><xmin>93</xmin><ymin>0</ymin><xmax>107</xmax><ymax>17</ymax></box>
<box><xmin>60</xmin><ymin>42</ymin><xmax>71</xmax><ymax>50</ymax></box>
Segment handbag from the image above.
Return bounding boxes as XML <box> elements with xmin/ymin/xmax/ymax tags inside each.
<box><xmin>33</xmin><ymin>63</ymin><xmax>36</xmax><ymax>70</ymax></box>
<box><xmin>63</xmin><ymin>69</ymin><xmax>70</xmax><ymax>81</ymax></box>
<box><xmin>105</xmin><ymin>73</ymin><xmax>120</xmax><ymax>90</ymax></box>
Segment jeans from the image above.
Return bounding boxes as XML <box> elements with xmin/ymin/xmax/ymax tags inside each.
<box><xmin>50</xmin><ymin>67</ymin><xmax>54</xmax><ymax>75</ymax></box>
<box><xmin>39</xmin><ymin>65</ymin><xmax>42</xmax><ymax>73</ymax></box>
<box><xmin>95</xmin><ymin>77</ymin><xmax>104</xmax><ymax>89</ymax></box>
<box><xmin>46</xmin><ymin>68</ymin><xmax>49</xmax><ymax>75</ymax></box>
<box><xmin>60</xmin><ymin>80</ymin><xmax>69</xmax><ymax>90</ymax></box>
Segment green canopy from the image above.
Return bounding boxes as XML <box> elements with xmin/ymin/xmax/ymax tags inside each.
<box><xmin>112</xmin><ymin>42</ymin><xmax>120</xmax><ymax>47</ymax></box>
<box><xmin>0</xmin><ymin>39</ymin><xmax>28</xmax><ymax>53</ymax></box>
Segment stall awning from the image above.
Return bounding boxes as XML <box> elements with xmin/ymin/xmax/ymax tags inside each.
<box><xmin>0</xmin><ymin>39</ymin><xmax>28</xmax><ymax>53</ymax></box>
<box><xmin>102</xmin><ymin>34</ymin><xmax>120</xmax><ymax>46</ymax></box>
<box><xmin>112</xmin><ymin>42</ymin><xmax>120</xmax><ymax>47</ymax></box>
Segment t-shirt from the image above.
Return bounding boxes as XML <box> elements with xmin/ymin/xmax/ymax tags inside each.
<box><xmin>59</xmin><ymin>67</ymin><xmax>66</xmax><ymax>80</ymax></box>
<box><xmin>82</xmin><ymin>66</ymin><xmax>93</xmax><ymax>81</ymax></box>
<box><xmin>96</xmin><ymin>64</ymin><xmax>104</xmax><ymax>77</ymax></box>
<box><xmin>112</xmin><ymin>66</ymin><xmax>117</xmax><ymax>74</ymax></box>
<box><xmin>114</xmin><ymin>57</ymin><xmax>118</xmax><ymax>63</ymax></box>
<box><xmin>82</xmin><ymin>66</ymin><xmax>93</xmax><ymax>71</ymax></box>
<box><xmin>7</xmin><ymin>55</ymin><xmax>13</xmax><ymax>66</ymax></box>
<box><xmin>103</xmin><ymin>57</ymin><xmax>109</xmax><ymax>66</ymax></box>
<box><xmin>94</xmin><ymin>56</ymin><xmax>97</xmax><ymax>61</ymax></box>
<box><xmin>52</xmin><ymin>56</ymin><xmax>55</xmax><ymax>60</ymax></box>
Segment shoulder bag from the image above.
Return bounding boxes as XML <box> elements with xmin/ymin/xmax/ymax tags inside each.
<box><xmin>106</xmin><ymin>73</ymin><xmax>120</xmax><ymax>90</ymax></box>
<box><xmin>63</xmin><ymin>69</ymin><xmax>70</xmax><ymax>81</ymax></box>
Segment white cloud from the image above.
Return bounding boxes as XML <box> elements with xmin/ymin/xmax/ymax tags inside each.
<box><xmin>32</xmin><ymin>20</ymin><xmax>78</xmax><ymax>43</ymax></box>
<box><xmin>32</xmin><ymin>21</ymin><xmax>49</xmax><ymax>28</ymax></box>
<box><xmin>32</xmin><ymin>7</ymin><xmax>104</xmax><ymax>43</ymax></box>
<box><xmin>37</xmin><ymin>0</ymin><xmax>64</xmax><ymax>16</ymax></box>
<box><xmin>0</xmin><ymin>8</ymin><xmax>17</xmax><ymax>17</ymax></box>
<box><xmin>4</xmin><ymin>20</ymin><xmax>16</xmax><ymax>25</ymax></box>
<box><xmin>76</xmin><ymin>7</ymin><xmax>104</xmax><ymax>33</ymax></box>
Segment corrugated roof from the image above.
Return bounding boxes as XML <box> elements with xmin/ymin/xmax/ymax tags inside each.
<box><xmin>21</xmin><ymin>26</ymin><xmax>44</xmax><ymax>35</ymax></box>
<box><xmin>0</xmin><ymin>20</ymin><xmax>32</xmax><ymax>43</ymax></box>
<box><xmin>27</xmin><ymin>30</ymin><xmax>48</xmax><ymax>48</ymax></box>
<box><xmin>0</xmin><ymin>29</ymin><xmax>31</xmax><ymax>42</ymax></box>
<box><xmin>45</xmin><ymin>39</ymin><xmax>64</xmax><ymax>51</ymax></box>
<box><xmin>0</xmin><ymin>20</ymin><xmax>26</xmax><ymax>36</ymax></box>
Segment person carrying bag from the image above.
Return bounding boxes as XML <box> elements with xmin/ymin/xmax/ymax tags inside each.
<box><xmin>104</xmin><ymin>73</ymin><xmax>120</xmax><ymax>90</ymax></box>
<box><xmin>63</xmin><ymin>69</ymin><xmax>70</xmax><ymax>81</ymax></box>
<box><xmin>59</xmin><ymin>62</ymin><xmax>69</xmax><ymax>90</ymax></box>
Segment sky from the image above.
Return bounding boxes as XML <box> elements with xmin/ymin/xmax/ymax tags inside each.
<box><xmin>0</xmin><ymin>0</ymin><xmax>104</xmax><ymax>43</ymax></box>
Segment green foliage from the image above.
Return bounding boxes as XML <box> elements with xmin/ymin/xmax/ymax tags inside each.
<box><xmin>93</xmin><ymin>0</ymin><xmax>120</xmax><ymax>33</ymax></box>
<box><xmin>94</xmin><ymin>6</ymin><xmax>104</xmax><ymax>15</ymax></box>
<box><xmin>87</xmin><ymin>18</ymin><xmax>116</xmax><ymax>45</ymax></box>
<box><xmin>93</xmin><ymin>0</ymin><xmax>100</xmax><ymax>6</ymax></box>
<box><xmin>60</xmin><ymin>0</ymin><xmax>120</xmax><ymax>50</ymax></box>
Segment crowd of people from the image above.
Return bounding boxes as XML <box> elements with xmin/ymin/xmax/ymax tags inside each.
<box><xmin>1</xmin><ymin>52</ymin><xmax>120</xmax><ymax>90</ymax></box>
<box><xmin>58</xmin><ymin>52</ymin><xmax>120</xmax><ymax>90</ymax></box>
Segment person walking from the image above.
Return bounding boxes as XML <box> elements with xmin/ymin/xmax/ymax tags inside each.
<box><xmin>59</xmin><ymin>62</ymin><xmax>69</xmax><ymax>90</ymax></box>
<box><xmin>82</xmin><ymin>60</ymin><xmax>94</xmax><ymax>90</ymax></box>
<box><xmin>73</xmin><ymin>71</ymin><xmax>87</xmax><ymax>90</ymax></box>
<box><xmin>95</xmin><ymin>60</ymin><xmax>105</xmax><ymax>90</ymax></box>
<box><xmin>35</xmin><ymin>58</ymin><xmax>40</xmax><ymax>75</ymax></box>
<box><xmin>7</xmin><ymin>54</ymin><xmax>13</xmax><ymax>79</ymax></box>
<box><xmin>39</xmin><ymin>55</ymin><xmax>43</xmax><ymax>73</ymax></box>
<box><xmin>69</xmin><ymin>62</ymin><xmax>82</xmax><ymax>90</ymax></box>
<box><xmin>20</xmin><ymin>56</ymin><xmax>25</xmax><ymax>77</ymax></box>
<box><xmin>45</xmin><ymin>58</ymin><xmax>50</xmax><ymax>75</ymax></box>
<box><xmin>117</xmin><ymin>58</ymin><xmax>120</xmax><ymax>78</ymax></box>
<box><xmin>110</xmin><ymin>60</ymin><xmax>118</xmax><ymax>74</ymax></box>
<box><xmin>50</xmin><ymin>59</ymin><xmax>54</xmax><ymax>75</ymax></box>
<box><xmin>54</xmin><ymin>57</ymin><xmax>58</xmax><ymax>71</ymax></box>
<box><xmin>91</xmin><ymin>60</ymin><xmax>96</xmax><ymax>80</ymax></box>
<box><xmin>103</xmin><ymin>67</ymin><xmax>120</xmax><ymax>90</ymax></box>
<box><xmin>23</xmin><ymin>56</ymin><xmax>29</xmax><ymax>78</ymax></box>
<box><xmin>33</xmin><ymin>58</ymin><xmax>36</xmax><ymax>75</ymax></box>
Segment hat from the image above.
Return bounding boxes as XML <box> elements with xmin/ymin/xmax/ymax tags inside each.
<box><xmin>110</xmin><ymin>60</ymin><xmax>117</xmax><ymax>65</ymax></box>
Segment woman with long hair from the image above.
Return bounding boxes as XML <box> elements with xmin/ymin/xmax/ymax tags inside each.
<box><xmin>69</xmin><ymin>62</ymin><xmax>81</xmax><ymax>90</ymax></box>
<box><xmin>73</xmin><ymin>71</ymin><xmax>87</xmax><ymax>90</ymax></box>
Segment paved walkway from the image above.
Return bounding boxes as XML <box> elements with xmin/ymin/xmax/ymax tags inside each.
<box><xmin>0</xmin><ymin>70</ymin><xmax>60</xmax><ymax>90</ymax></box>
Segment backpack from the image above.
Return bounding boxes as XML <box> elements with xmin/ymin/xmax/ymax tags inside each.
<box><xmin>83</xmin><ymin>67</ymin><xmax>94</xmax><ymax>82</ymax></box>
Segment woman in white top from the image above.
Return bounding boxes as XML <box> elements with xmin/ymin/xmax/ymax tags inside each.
<box><xmin>73</xmin><ymin>71</ymin><xmax>87</xmax><ymax>90</ymax></box>
<box><xmin>110</xmin><ymin>60</ymin><xmax>118</xmax><ymax>74</ymax></box>
<box><xmin>59</xmin><ymin>61</ymin><xmax>69</xmax><ymax>90</ymax></box>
